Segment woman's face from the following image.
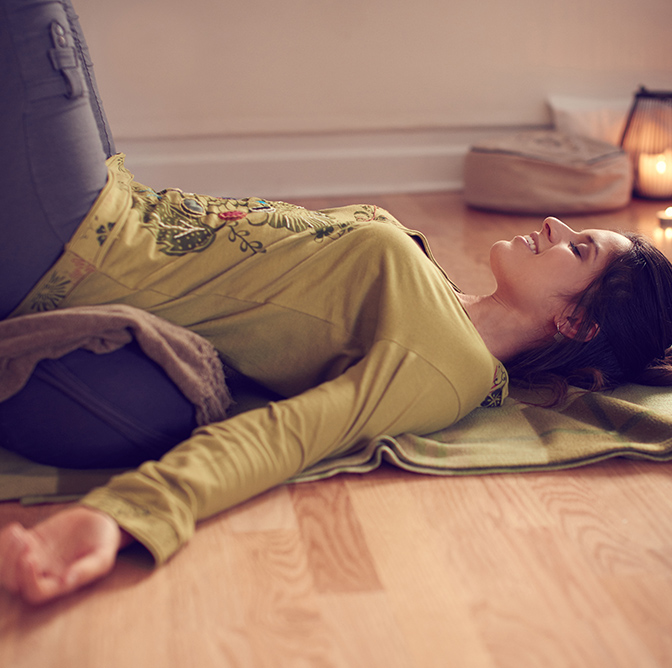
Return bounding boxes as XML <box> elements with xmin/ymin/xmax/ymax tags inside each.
<box><xmin>490</xmin><ymin>217</ymin><xmax>632</xmax><ymax>321</ymax></box>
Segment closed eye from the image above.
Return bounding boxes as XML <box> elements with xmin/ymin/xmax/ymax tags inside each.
<box><xmin>569</xmin><ymin>241</ymin><xmax>582</xmax><ymax>258</ymax></box>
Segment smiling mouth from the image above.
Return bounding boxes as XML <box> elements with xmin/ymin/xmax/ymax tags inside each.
<box><xmin>523</xmin><ymin>234</ymin><xmax>538</xmax><ymax>254</ymax></box>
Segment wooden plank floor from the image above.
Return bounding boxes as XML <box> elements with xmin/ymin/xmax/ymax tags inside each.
<box><xmin>1</xmin><ymin>192</ymin><xmax>671</xmax><ymax>667</ymax></box>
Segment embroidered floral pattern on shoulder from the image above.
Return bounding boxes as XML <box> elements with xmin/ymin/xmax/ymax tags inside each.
<box><xmin>25</xmin><ymin>256</ymin><xmax>96</xmax><ymax>312</ymax></box>
<box><xmin>310</xmin><ymin>223</ymin><xmax>355</xmax><ymax>242</ymax></box>
<box><xmin>29</xmin><ymin>271</ymin><xmax>71</xmax><ymax>312</ymax></box>
<box><xmin>133</xmin><ymin>188</ymin><xmax>233</xmax><ymax>256</ymax></box>
<box><xmin>96</xmin><ymin>222</ymin><xmax>115</xmax><ymax>246</ymax></box>
<box><xmin>480</xmin><ymin>363</ymin><xmax>509</xmax><ymax>408</ymax></box>
<box><xmin>352</xmin><ymin>205</ymin><xmax>391</xmax><ymax>223</ymax></box>
<box><xmin>246</xmin><ymin>200</ymin><xmax>355</xmax><ymax>242</ymax></box>
<box><xmin>133</xmin><ymin>188</ymin><xmax>356</xmax><ymax>257</ymax></box>
<box><xmin>226</xmin><ymin>220</ymin><xmax>265</xmax><ymax>255</ymax></box>
<box><xmin>245</xmin><ymin>200</ymin><xmax>336</xmax><ymax>232</ymax></box>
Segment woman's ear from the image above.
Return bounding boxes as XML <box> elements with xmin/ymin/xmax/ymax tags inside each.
<box><xmin>556</xmin><ymin>312</ymin><xmax>600</xmax><ymax>342</ymax></box>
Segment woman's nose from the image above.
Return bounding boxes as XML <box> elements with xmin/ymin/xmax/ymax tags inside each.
<box><xmin>543</xmin><ymin>216</ymin><xmax>575</xmax><ymax>243</ymax></box>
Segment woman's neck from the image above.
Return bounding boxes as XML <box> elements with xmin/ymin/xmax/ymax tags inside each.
<box><xmin>456</xmin><ymin>293</ymin><xmax>552</xmax><ymax>362</ymax></box>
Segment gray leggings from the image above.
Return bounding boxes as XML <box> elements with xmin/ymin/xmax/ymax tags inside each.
<box><xmin>0</xmin><ymin>0</ymin><xmax>113</xmax><ymax>319</ymax></box>
<box><xmin>0</xmin><ymin>0</ymin><xmax>199</xmax><ymax>468</ymax></box>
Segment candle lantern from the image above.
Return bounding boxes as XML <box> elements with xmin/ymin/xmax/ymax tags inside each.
<box><xmin>620</xmin><ymin>87</ymin><xmax>672</xmax><ymax>199</ymax></box>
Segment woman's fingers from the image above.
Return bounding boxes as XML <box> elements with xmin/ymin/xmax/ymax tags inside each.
<box><xmin>0</xmin><ymin>524</ymin><xmax>61</xmax><ymax>603</ymax></box>
<box><xmin>18</xmin><ymin>553</ymin><xmax>69</xmax><ymax>605</ymax></box>
<box><xmin>0</xmin><ymin>506</ymin><xmax>124</xmax><ymax>604</ymax></box>
<box><xmin>13</xmin><ymin>534</ymin><xmax>115</xmax><ymax>605</ymax></box>
<box><xmin>0</xmin><ymin>523</ymin><xmax>33</xmax><ymax>594</ymax></box>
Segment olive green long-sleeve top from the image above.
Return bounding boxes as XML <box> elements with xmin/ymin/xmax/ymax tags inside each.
<box><xmin>14</xmin><ymin>155</ymin><xmax>507</xmax><ymax>564</ymax></box>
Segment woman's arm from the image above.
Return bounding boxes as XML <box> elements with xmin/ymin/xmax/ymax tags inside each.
<box><xmin>1</xmin><ymin>342</ymin><xmax>466</xmax><ymax>603</ymax></box>
<box><xmin>81</xmin><ymin>342</ymin><xmax>460</xmax><ymax>564</ymax></box>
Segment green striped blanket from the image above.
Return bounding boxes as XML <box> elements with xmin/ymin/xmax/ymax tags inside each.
<box><xmin>3</xmin><ymin>383</ymin><xmax>671</xmax><ymax>504</ymax></box>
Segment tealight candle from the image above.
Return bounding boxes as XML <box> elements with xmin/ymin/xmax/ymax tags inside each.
<box><xmin>638</xmin><ymin>150</ymin><xmax>672</xmax><ymax>198</ymax></box>
<box><xmin>658</xmin><ymin>206</ymin><xmax>672</xmax><ymax>227</ymax></box>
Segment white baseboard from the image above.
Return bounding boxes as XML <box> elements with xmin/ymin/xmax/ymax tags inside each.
<box><xmin>116</xmin><ymin>125</ymin><xmax>546</xmax><ymax>200</ymax></box>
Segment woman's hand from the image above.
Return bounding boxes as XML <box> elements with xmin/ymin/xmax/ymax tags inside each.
<box><xmin>0</xmin><ymin>505</ymin><xmax>129</xmax><ymax>604</ymax></box>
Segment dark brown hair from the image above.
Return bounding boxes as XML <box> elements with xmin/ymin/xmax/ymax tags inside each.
<box><xmin>506</xmin><ymin>233</ymin><xmax>672</xmax><ymax>403</ymax></box>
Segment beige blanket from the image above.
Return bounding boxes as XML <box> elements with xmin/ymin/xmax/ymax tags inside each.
<box><xmin>2</xmin><ymin>382</ymin><xmax>671</xmax><ymax>505</ymax></box>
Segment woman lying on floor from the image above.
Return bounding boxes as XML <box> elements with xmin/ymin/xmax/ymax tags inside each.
<box><xmin>1</xmin><ymin>0</ymin><xmax>672</xmax><ymax>604</ymax></box>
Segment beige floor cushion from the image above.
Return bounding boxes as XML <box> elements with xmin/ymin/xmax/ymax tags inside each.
<box><xmin>464</xmin><ymin>130</ymin><xmax>633</xmax><ymax>214</ymax></box>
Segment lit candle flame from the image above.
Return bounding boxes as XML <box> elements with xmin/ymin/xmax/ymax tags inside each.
<box><xmin>638</xmin><ymin>150</ymin><xmax>672</xmax><ymax>198</ymax></box>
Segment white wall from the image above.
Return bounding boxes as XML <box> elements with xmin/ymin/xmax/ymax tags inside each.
<box><xmin>75</xmin><ymin>0</ymin><xmax>672</xmax><ymax>197</ymax></box>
